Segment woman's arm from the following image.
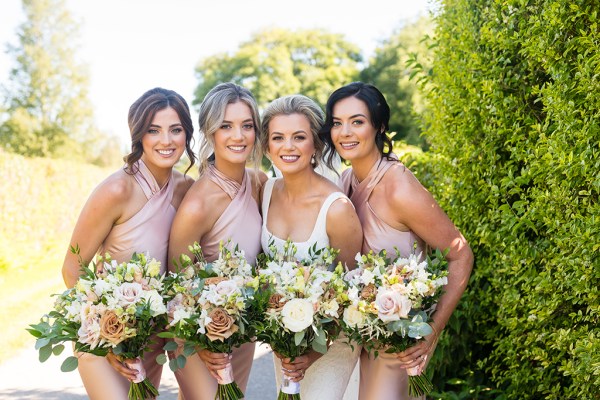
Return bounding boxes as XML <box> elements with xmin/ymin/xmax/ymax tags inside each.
<box><xmin>326</xmin><ymin>197</ymin><xmax>363</xmax><ymax>270</ymax></box>
<box><xmin>62</xmin><ymin>175</ymin><xmax>128</xmax><ymax>288</ymax></box>
<box><xmin>387</xmin><ymin>167</ymin><xmax>474</xmax><ymax>369</ymax></box>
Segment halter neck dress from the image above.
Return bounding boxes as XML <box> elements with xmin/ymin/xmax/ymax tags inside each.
<box><xmin>173</xmin><ymin>164</ymin><xmax>261</xmax><ymax>400</ymax></box>
<box><xmin>341</xmin><ymin>157</ymin><xmax>426</xmax><ymax>400</ymax></box>
<box><xmin>261</xmin><ymin>177</ymin><xmax>361</xmax><ymax>400</ymax></box>
<box><xmin>78</xmin><ymin>159</ymin><xmax>175</xmax><ymax>399</ymax></box>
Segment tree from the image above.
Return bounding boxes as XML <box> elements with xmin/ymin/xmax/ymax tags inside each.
<box><xmin>0</xmin><ymin>0</ymin><xmax>95</xmax><ymax>158</ymax></box>
<box><xmin>361</xmin><ymin>16</ymin><xmax>435</xmax><ymax>147</ymax></box>
<box><xmin>192</xmin><ymin>28</ymin><xmax>363</xmax><ymax>109</ymax></box>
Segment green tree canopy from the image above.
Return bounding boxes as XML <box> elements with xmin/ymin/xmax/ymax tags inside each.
<box><xmin>361</xmin><ymin>16</ymin><xmax>435</xmax><ymax>147</ymax></box>
<box><xmin>192</xmin><ymin>28</ymin><xmax>362</xmax><ymax>109</ymax></box>
<box><xmin>0</xmin><ymin>0</ymin><xmax>95</xmax><ymax>158</ymax></box>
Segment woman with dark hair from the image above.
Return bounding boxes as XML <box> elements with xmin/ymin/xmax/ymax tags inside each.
<box><xmin>62</xmin><ymin>87</ymin><xmax>196</xmax><ymax>399</ymax></box>
<box><xmin>259</xmin><ymin>94</ymin><xmax>363</xmax><ymax>399</ymax></box>
<box><xmin>167</xmin><ymin>82</ymin><xmax>267</xmax><ymax>399</ymax></box>
<box><xmin>321</xmin><ymin>82</ymin><xmax>474</xmax><ymax>400</ymax></box>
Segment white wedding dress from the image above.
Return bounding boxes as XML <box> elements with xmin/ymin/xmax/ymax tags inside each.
<box><xmin>261</xmin><ymin>178</ymin><xmax>361</xmax><ymax>399</ymax></box>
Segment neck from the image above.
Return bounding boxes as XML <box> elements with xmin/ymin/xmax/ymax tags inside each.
<box><xmin>278</xmin><ymin>168</ymin><xmax>320</xmax><ymax>198</ymax></box>
<box><xmin>214</xmin><ymin>159</ymin><xmax>245</xmax><ymax>183</ymax></box>
<box><xmin>142</xmin><ymin>161</ymin><xmax>171</xmax><ymax>188</ymax></box>
<box><xmin>350</xmin><ymin>150</ymin><xmax>382</xmax><ymax>182</ymax></box>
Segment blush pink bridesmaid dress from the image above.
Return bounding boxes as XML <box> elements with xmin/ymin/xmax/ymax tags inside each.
<box><xmin>341</xmin><ymin>157</ymin><xmax>426</xmax><ymax>400</ymax></box>
<box><xmin>172</xmin><ymin>164</ymin><xmax>261</xmax><ymax>400</ymax></box>
<box><xmin>77</xmin><ymin>159</ymin><xmax>175</xmax><ymax>399</ymax></box>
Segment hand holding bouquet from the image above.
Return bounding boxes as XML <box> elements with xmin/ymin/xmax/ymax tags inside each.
<box><xmin>252</xmin><ymin>240</ymin><xmax>346</xmax><ymax>400</ymax></box>
<box><xmin>342</xmin><ymin>246</ymin><xmax>449</xmax><ymax>397</ymax></box>
<box><xmin>161</xmin><ymin>241</ymin><xmax>255</xmax><ymax>400</ymax></box>
<box><xmin>27</xmin><ymin>246</ymin><xmax>168</xmax><ymax>400</ymax></box>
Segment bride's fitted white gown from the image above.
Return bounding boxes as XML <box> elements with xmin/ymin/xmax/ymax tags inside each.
<box><xmin>261</xmin><ymin>178</ymin><xmax>360</xmax><ymax>400</ymax></box>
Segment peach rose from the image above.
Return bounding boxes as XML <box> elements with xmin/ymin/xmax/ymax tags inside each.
<box><xmin>267</xmin><ymin>293</ymin><xmax>286</xmax><ymax>312</ymax></box>
<box><xmin>99</xmin><ymin>310</ymin><xmax>128</xmax><ymax>346</ymax></box>
<box><xmin>204</xmin><ymin>276</ymin><xmax>227</xmax><ymax>286</ymax></box>
<box><xmin>205</xmin><ymin>308</ymin><xmax>238</xmax><ymax>342</ymax></box>
<box><xmin>360</xmin><ymin>284</ymin><xmax>377</xmax><ymax>301</ymax></box>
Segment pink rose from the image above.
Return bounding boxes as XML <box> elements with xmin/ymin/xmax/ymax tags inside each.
<box><xmin>114</xmin><ymin>282</ymin><xmax>143</xmax><ymax>306</ymax></box>
<box><xmin>375</xmin><ymin>288</ymin><xmax>412</xmax><ymax>322</ymax></box>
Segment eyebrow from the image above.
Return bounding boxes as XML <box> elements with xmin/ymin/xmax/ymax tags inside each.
<box><xmin>222</xmin><ymin>118</ymin><xmax>254</xmax><ymax>124</ymax></box>
<box><xmin>149</xmin><ymin>123</ymin><xmax>183</xmax><ymax>128</ymax></box>
<box><xmin>333</xmin><ymin>113</ymin><xmax>367</xmax><ymax>119</ymax></box>
<box><xmin>270</xmin><ymin>130</ymin><xmax>307</xmax><ymax>136</ymax></box>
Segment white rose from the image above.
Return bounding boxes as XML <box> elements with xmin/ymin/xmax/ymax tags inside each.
<box><xmin>281</xmin><ymin>298</ymin><xmax>314</xmax><ymax>332</ymax></box>
<box><xmin>114</xmin><ymin>282</ymin><xmax>143</xmax><ymax>306</ymax></box>
<box><xmin>343</xmin><ymin>303</ymin><xmax>366</xmax><ymax>328</ymax></box>
<box><xmin>375</xmin><ymin>288</ymin><xmax>412</xmax><ymax>322</ymax></box>
<box><xmin>142</xmin><ymin>290</ymin><xmax>167</xmax><ymax>316</ymax></box>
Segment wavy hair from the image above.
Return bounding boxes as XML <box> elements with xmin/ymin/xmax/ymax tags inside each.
<box><xmin>261</xmin><ymin>94</ymin><xmax>337</xmax><ymax>172</ymax></box>
<box><xmin>196</xmin><ymin>82</ymin><xmax>262</xmax><ymax>176</ymax></box>
<box><xmin>124</xmin><ymin>87</ymin><xmax>196</xmax><ymax>174</ymax></box>
<box><xmin>320</xmin><ymin>81</ymin><xmax>393</xmax><ymax>166</ymax></box>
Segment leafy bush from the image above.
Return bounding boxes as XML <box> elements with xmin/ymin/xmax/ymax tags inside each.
<box><xmin>412</xmin><ymin>0</ymin><xmax>599</xmax><ymax>398</ymax></box>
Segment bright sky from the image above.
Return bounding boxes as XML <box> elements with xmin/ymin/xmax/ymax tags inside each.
<box><xmin>0</xmin><ymin>0</ymin><xmax>433</xmax><ymax>145</ymax></box>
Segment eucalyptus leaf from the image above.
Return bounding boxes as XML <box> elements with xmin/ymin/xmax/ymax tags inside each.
<box><xmin>156</xmin><ymin>353</ymin><xmax>168</xmax><ymax>365</ymax></box>
<box><xmin>60</xmin><ymin>356</ymin><xmax>79</xmax><ymax>372</ymax></box>
<box><xmin>294</xmin><ymin>331</ymin><xmax>305</xmax><ymax>346</ymax></box>
<box><xmin>39</xmin><ymin>344</ymin><xmax>54</xmax><ymax>362</ymax></box>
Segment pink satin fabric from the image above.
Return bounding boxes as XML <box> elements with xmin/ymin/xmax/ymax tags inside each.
<box><xmin>173</xmin><ymin>165</ymin><xmax>260</xmax><ymax>399</ymax></box>
<box><xmin>341</xmin><ymin>157</ymin><xmax>425</xmax><ymax>400</ymax></box>
<box><xmin>78</xmin><ymin>159</ymin><xmax>174</xmax><ymax>399</ymax></box>
<box><xmin>199</xmin><ymin>165</ymin><xmax>262</xmax><ymax>264</ymax></box>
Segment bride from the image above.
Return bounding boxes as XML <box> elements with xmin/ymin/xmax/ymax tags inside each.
<box><xmin>259</xmin><ymin>94</ymin><xmax>363</xmax><ymax>399</ymax></box>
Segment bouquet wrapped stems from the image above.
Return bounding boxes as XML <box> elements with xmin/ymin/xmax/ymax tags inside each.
<box><xmin>406</xmin><ymin>366</ymin><xmax>433</xmax><ymax>397</ymax></box>
<box><xmin>215</xmin><ymin>362</ymin><xmax>244</xmax><ymax>400</ymax></box>
<box><xmin>125</xmin><ymin>357</ymin><xmax>159</xmax><ymax>400</ymax></box>
<box><xmin>278</xmin><ymin>370</ymin><xmax>301</xmax><ymax>400</ymax></box>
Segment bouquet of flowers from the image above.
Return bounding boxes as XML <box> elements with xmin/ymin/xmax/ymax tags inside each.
<box><xmin>341</xmin><ymin>246</ymin><xmax>449</xmax><ymax>397</ymax></box>
<box><xmin>160</xmin><ymin>241</ymin><xmax>255</xmax><ymax>400</ymax></box>
<box><xmin>27</xmin><ymin>246</ymin><xmax>168</xmax><ymax>400</ymax></box>
<box><xmin>252</xmin><ymin>240</ymin><xmax>346</xmax><ymax>400</ymax></box>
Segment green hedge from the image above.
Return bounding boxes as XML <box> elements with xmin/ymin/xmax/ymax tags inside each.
<box><xmin>412</xmin><ymin>0</ymin><xmax>599</xmax><ymax>398</ymax></box>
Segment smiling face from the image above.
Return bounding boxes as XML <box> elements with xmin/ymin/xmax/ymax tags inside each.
<box><xmin>212</xmin><ymin>101</ymin><xmax>256</xmax><ymax>169</ymax></box>
<box><xmin>267</xmin><ymin>113</ymin><xmax>315</xmax><ymax>175</ymax></box>
<box><xmin>140</xmin><ymin>106</ymin><xmax>186</xmax><ymax>172</ymax></box>
<box><xmin>329</xmin><ymin>96</ymin><xmax>381</xmax><ymax>163</ymax></box>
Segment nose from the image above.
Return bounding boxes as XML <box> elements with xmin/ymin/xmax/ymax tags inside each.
<box><xmin>160</xmin><ymin>131</ymin><xmax>171</xmax><ymax>145</ymax></box>
<box><xmin>231</xmin><ymin>126</ymin><xmax>244</xmax><ymax>140</ymax></box>
<box><xmin>283</xmin><ymin>137</ymin><xmax>295</xmax><ymax>150</ymax></box>
<box><xmin>341</xmin><ymin>122</ymin><xmax>352</xmax><ymax>136</ymax></box>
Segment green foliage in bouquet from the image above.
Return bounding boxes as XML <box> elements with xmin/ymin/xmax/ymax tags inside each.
<box><xmin>27</xmin><ymin>245</ymin><xmax>168</xmax><ymax>399</ymax></box>
<box><xmin>252</xmin><ymin>239</ymin><xmax>345</xmax><ymax>400</ymax></box>
<box><xmin>159</xmin><ymin>241</ymin><xmax>256</xmax><ymax>399</ymax></box>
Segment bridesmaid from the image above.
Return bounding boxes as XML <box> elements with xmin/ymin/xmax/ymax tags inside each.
<box><xmin>259</xmin><ymin>94</ymin><xmax>363</xmax><ymax>399</ymax></box>
<box><xmin>61</xmin><ymin>87</ymin><xmax>196</xmax><ymax>399</ymax></box>
<box><xmin>167</xmin><ymin>82</ymin><xmax>267</xmax><ymax>399</ymax></box>
<box><xmin>321</xmin><ymin>81</ymin><xmax>474</xmax><ymax>400</ymax></box>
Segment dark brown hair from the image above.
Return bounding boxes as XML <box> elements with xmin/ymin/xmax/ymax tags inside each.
<box><xmin>124</xmin><ymin>87</ymin><xmax>196</xmax><ymax>174</ymax></box>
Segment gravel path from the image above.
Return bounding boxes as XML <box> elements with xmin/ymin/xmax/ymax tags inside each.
<box><xmin>0</xmin><ymin>342</ymin><xmax>277</xmax><ymax>399</ymax></box>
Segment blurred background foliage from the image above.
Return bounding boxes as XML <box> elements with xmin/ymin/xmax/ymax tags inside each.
<box><xmin>1</xmin><ymin>0</ymin><xmax>598</xmax><ymax>398</ymax></box>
